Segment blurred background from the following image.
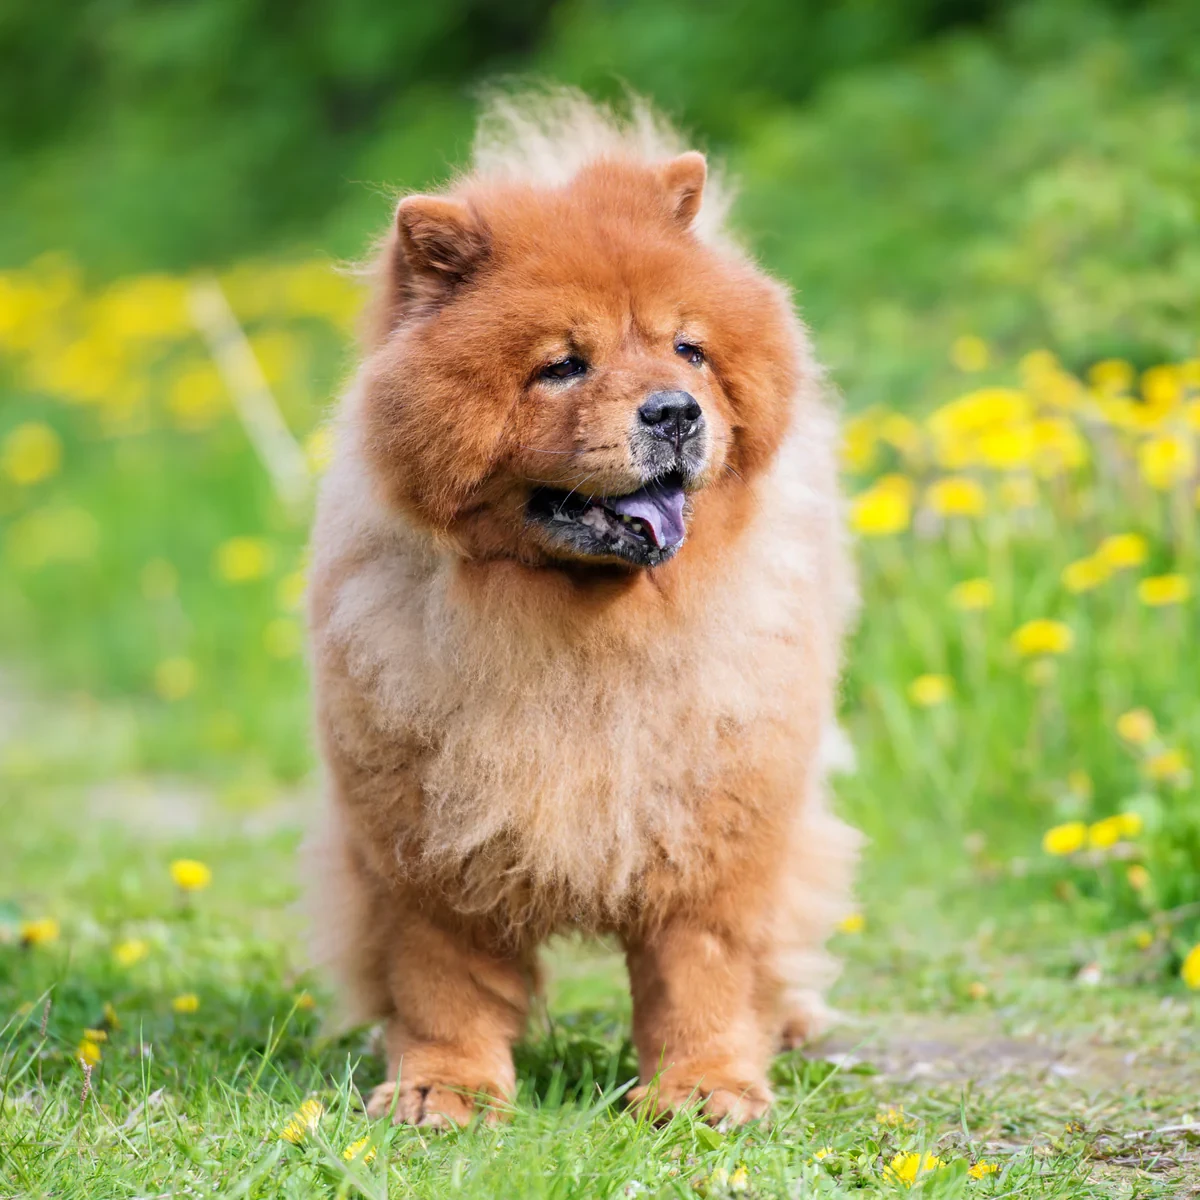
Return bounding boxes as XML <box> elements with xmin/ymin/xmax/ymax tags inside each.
<box><xmin>2</xmin><ymin>0</ymin><xmax>1198</xmax><ymax>948</ymax></box>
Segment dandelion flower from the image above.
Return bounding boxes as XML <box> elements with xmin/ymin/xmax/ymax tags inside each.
<box><xmin>113</xmin><ymin>939</ymin><xmax>149</xmax><ymax>967</ymax></box>
<box><xmin>280</xmin><ymin>1098</ymin><xmax>324</xmax><ymax>1144</ymax></box>
<box><xmin>1088</xmin><ymin>359</ymin><xmax>1134</xmax><ymax>392</ymax></box>
<box><xmin>1061</xmin><ymin>556</ymin><xmax>1111</xmax><ymax>594</ymax></box>
<box><xmin>172</xmin><ymin>993</ymin><xmax>200</xmax><ymax>1014</ymax></box>
<box><xmin>1117</xmin><ymin>812</ymin><xmax>1143</xmax><ymax>838</ymax></box>
<box><xmin>1138</xmin><ymin>435</ymin><xmax>1195</xmax><ymax>491</ymax></box>
<box><xmin>926</xmin><ymin>475</ymin><xmax>986</xmax><ymax>517</ymax></box>
<box><xmin>1180</xmin><ymin>945</ymin><xmax>1200</xmax><ymax>990</ymax></box>
<box><xmin>949</xmin><ymin>578</ymin><xmax>994</xmax><ymax>611</ymax></box>
<box><xmin>968</xmin><ymin>1161</ymin><xmax>999</xmax><ymax>1179</ymax></box>
<box><xmin>20</xmin><ymin>917</ymin><xmax>60</xmax><ymax>946</ymax></box>
<box><xmin>886</xmin><ymin>1153</ymin><xmax>944</xmax><ymax>1185</ymax></box>
<box><xmin>1143</xmin><ymin>748</ymin><xmax>1188</xmax><ymax>782</ymax></box>
<box><xmin>296</xmin><ymin>991</ymin><xmax>316</xmax><ymax>1011</ymax></box>
<box><xmin>1087</xmin><ymin>816</ymin><xmax>1124</xmax><ymax>850</ymax></box>
<box><xmin>1133</xmin><ymin>928</ymin><xmax>1154</xmax><ymax>949</ymax></box>
<box><xmin>1126</xmin><ymin>865</ymin><xmax>1150</xmax><ymax>891</ymax></box>
<box><xmin>215</xmin><ymin>536</ymin><xmax>273</xmax><ymax>583</ymax></box>
<box><xmin>950</xmin><ymin>335</ymin><xmax>990</xmax><ymax>373</ymax></box>
<box><xmin>76</xmin><ymin>1035</ymin><xmax>102</xmax><ymax>1066</ymax></box>
<box><xmin>1042</xmin><ymin>822</ymin><xmax>1086</xmax><ymax>856</ymax></box>
<box><xmin>170</xmin><ymin>859</ymin><xmax>212</xmax><ymax>892</ymax></box>
<box><xmin>838</xmin><ymin>913</ymin><xmax>865</xmax><ymax>935</ymax></box>
<box><xmin>1096</xmin><ymin>533</ymin><xmax>1148</xmax><ymax>570</ymax></box>
<box><xmin>850</xmin><ymin>482</ymin><xmax>911</xmax><ymax>536</ymax></box>
<box><xmin>878</xmin><ymin>414</ymin><xmax>923</xmax><ymax>459</ymax></box>
<box><xmin>2</xmin><ymin>422</ymin><xmax>62</xmax><ymax>486</ymax></box>
<box><xmin>875</xmin><ymin>1105</ymin><xmax>911</xmax><ymax>1127</ymax></box>
<box><xmin>342</xmin><ymin>1136</ymin><xmax>376</xmax><ymax>1163</ymax></box>
<box><xmin>1138</xmin><ymin>574</ymin><xmax>1190</xmax><ymax>607</ymax></box>
<box><xmin>907</xmin><ymin>674</ymin><xmax>952</xmax><ymax>707</ymax></box>
<box><xmin>967</xmin><ymin>981</ymin><xmax>988</xmax><ymax>1001</ymax></box>
<box><xmin>1116</xmin><ymin>708</ymin><xmax>1156</xmax><ymax>745</ymax></box>
<box><xmin>810</xmin><ymin>1147</ymin><xmax>834</xmax><ymax>1163</ymax></box>
<box><xmin>1011</xmin><ymin>619</ymin><xmax>1073</xmax><ymax>657</ymax></box>
<box><xmin>155</xmin><ymin>657</ymin><xmax>196</xmax><ymax>701</ymax></box>
<box><xmin>103</xmin><ymin>1001</ymin><xmax>120</xmax><ymax>1030</ymax></box>
<box><xmin>305</xmin><ymin>426</ymin><xmax>335</xmax><ymax>475</ymax></box>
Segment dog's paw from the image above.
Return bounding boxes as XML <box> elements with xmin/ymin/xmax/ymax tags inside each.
<box><xmin>629</xmin><ymin>1072</ymin><xmax>772</xmax><ymax>1127</ymax></box>
<box><xmin>364</xmin><ymin>1080</ymin><xmax>501</xmax><ymax>1128</ymax></box>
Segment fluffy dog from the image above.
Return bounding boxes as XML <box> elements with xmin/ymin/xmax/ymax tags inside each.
<box><xmin>306</xmin><ymin>91</ymin><xmax>859</xmax><ymax>1128</ymax></box>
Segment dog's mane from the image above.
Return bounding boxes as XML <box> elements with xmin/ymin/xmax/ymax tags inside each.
<box><xmin>468</xmin><ymin>87</ymin><xmax>735</xmax><ymax>247</ymax></box>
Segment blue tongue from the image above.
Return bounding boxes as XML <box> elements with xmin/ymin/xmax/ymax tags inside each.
<box><xmin>606</xmin><ymin>480</ymin><xmax>687</xmax><ymax>548</ymax></box>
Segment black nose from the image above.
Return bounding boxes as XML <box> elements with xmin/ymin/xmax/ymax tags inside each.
<box><xmin>638</xmin><ymin>390</ymin><xmax>704</xmax><ymax>445</ymax></box>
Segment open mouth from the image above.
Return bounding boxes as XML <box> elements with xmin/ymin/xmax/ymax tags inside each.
<box><xmin>528</xmin><ymin>471</ymin><xmax>689</xmax><ymax>566</ymax></box>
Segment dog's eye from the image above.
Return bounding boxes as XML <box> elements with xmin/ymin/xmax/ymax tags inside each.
<box><xmin>540</xmin><ymin>356</ymin><xmax>588</xmax><ymax>381</ymax></box>
<box><xmin>675</xmin><ymin>342</ymin><xmax>704</xmax><ymax>367</ymax></box>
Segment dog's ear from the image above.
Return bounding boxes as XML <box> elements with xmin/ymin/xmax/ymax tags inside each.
<box><xmin>395</xmin><ymin>196</ymin><xmax>488</xmax><ymax>283</ymax></box>
<box><xmin>658</xmin><ymin>152</ymin><xmax>707</xmax><ymax>229</ymax></box>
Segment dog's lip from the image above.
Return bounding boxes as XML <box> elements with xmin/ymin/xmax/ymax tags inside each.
<box><xmin>529</xmin><ymin>471</ymin><xmax>689</xmax><ymax>550</ymax></box>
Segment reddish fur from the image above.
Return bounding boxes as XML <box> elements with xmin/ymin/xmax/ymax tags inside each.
<box><xmin>306</xmin><ymin>94</ymin><xmax>859</xmax><ymax>1128</ymax></box>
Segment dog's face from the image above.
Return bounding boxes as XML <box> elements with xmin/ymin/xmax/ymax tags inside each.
<box><xmin>361</xmin><ymin>154</ymin><xmax>801</xmax><ymax>569</ymax></box>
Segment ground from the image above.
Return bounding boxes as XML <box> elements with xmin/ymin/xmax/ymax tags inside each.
<box><xmin>2</xmin><ymin>684</ymin><xmax>1197</xmax><ymax>1200</ymax></box>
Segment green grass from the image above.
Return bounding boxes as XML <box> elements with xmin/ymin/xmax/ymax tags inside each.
<box><xmin>3</xmin><ymin>744</ymin><xmax>1199</xmax><ymax>1198</ymax></box>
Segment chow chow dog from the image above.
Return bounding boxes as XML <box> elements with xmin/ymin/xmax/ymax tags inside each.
<box><xmin>306</xmin><ymin>91</ymin><xmax>859</xmax><ymax>1128</ymax></box>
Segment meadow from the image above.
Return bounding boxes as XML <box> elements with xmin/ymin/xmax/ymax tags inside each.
<box><xmin>1</xmin><ymin>249</ymin><xmax>1198</xmax><ymax>1197</ymax></box>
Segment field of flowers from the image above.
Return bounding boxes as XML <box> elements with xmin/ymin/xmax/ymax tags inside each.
<box><xmin>1</xmin><ymin>254</ymin><xmax>1199</xmax><ymax>1197</ymax></box>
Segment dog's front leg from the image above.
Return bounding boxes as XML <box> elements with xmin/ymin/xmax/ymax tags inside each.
<box><xmin>624</xmin><ymin>918</ymin><xmax>775</xmax><ymax>1125</ymax></box>
<box><xmin>365</xmin><ymin>904</ymin><xmax>532</xmax><ymax>1128</ymax></box>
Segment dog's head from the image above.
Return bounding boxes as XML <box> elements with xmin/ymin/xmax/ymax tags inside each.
<box><xmin>360</xmin><ymin>154</ymin><xmax>802</xmax><ymax>569</ymax></box>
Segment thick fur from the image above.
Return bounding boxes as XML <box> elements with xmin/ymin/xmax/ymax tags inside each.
<box><xmin>306</xmin><ymin>89</ymin><xmax>860</xmax><ymax>1128</ymax></box>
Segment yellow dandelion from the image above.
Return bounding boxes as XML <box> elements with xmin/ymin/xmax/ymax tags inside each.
<box><xmin>850</xmin><ymin>482</ymin><xmax>911</xmax><ymax>537</ymax></box>
<box><xmin>907</xmin><ymin>674</ymin><xmax>952</xmax><ymax>707</ymax></box>
<box><xmin>167</xmin><ymin>363</ymin><xmax>226</xmax><ymax>430</ymax></box>
<box><xmin>1088</xmin><ymin>359</ymin><xmax>1134</xmax><ymax>392</ymax></box>
<box><xmin>20</xmin><ymin>917</ymin><xmax>60</xmax><ymax>946</ymax></box>
<box><xmin>838</xmin><ymin>912</ymin><xmax>865</xmax><ymax>935</ymax></box>
<box><xmin>1139</xmin><ymin>434</ymin><xmax>1195</xmax><ymax>491</ymax></box>
<box><xmin>727</xmin><ymin>1165</ymin><xmax>749</xmax><ymax>1192</ymax></box>
<box><xmin>949</xmin><ymin>578</ymin><xmax>994</xmax><ymax>611</ymax></box>
<box><xmin>1067</xmin><ymin>769</ymin><xmax>1093</xmax><ymax>801</ymax></box>
<box><xmin>950</xmin><ymin>334</ymin><xmax>990</xmax><ymax>373</ymax></box>
<box><xmin>280</xmin><ymin>1097</ymin><xmax>325</xmax><ymax>1144</ymax></box>
<box><xmin>875</xmin><ymin>1105</ymin><xmax>911</xmax><ymax>1127</ymax></box>
<box><xmin>886</xmin><ymin>1153</ymin><xmax>944</xmax><ymax>1186</ymax></box>
<box><xmin>2</xmin><ymin>422</ymin><xmax>62</xmax><ymax>486</ymax></box>
<box><xmin>1061</xmin><ymin>556</ymin><xmax>1111</xmax><ymax>594</ymax></box>
<box><xmin>967</xmin><ymin>981</ymin><xmax>988</xmax><ymax>1001</ymax></box>
<box><xmin>841</xmin><ymin>414</ymin><xmax>878</xmax><ymax>474</ymax></box>
<box><xmin>878</xmin><ymin>414</ymin><xmax>923</xmax><ymax>459</ymax></box>
<box><xmin>1032</xmin><ymin>417</ymin><xmax>1088</xmax><ymax>476</ymax></box>
<box><xmin>1133</xmin><ymin>928</ymin><xmax>1154</xmax><ymax>949</ymax></box>
<box><xmin>277</xmin><ymin>570</ymin><xmax>307</xmax><ymax>611</ymax></box>
<box><xmin>1143</xmin><ymin>748</ymin><xmax>1188</xmax><ymax>782</ymax></box>
<box><xmin>1118</xmin><ymin>812</ymin><xmax>1144</xmax><ymax>838</ymax></box>
<box><xmin>968</xmin><ymin>1161</ymin><xmax>999</xmax><ymax>1179</ymax></box>
<box><xmin>342</xmin><ymin>1136</ymin><xmax>377</xmax><ymax>1164</ymax></box>
<box><xmin>1126</xmin><ymin>865</ymin><xmax>1150</xmax><ymax>891</ymax></box>
<box><xmin>1042</xmin><ymin>822</ymin><xmax>1087</xmax><ymax>856</ymax></box>
<box><xmin>1116</xmin><ymin>708</ymin><xmax>1156</xmax><ymax>745</ymax></box>
<box><xmin>1011</xmin><ymin>619</ymin><xmax>1073</xmax><ymax>657</ymax></box>
<box><xmin>1138</xmin><ymin>574</ymin><xmax>1190</xmax><ymax>607</ymax></box>
<box><xmin>1087</xmin><ymin>816</ymin><xmax>1124</xmax><ymax>850</ymax></box>
<box><xmin>978</xmin><ymin>424</ymin><xmax>1036</xmax><ymax>470</ymax></box>
<box><xmin>171</xmin><ymin>993</ymin><xmax>200</xmax><ymax>1014</ymax></box>
<box><xmin>114</xmin><ymin>939</ymin><xmax>149</xmax><ymax>967</ymax></box>
<box><xmin>215</xmin><ymin>536</ymin><xmax>273</xmax><ymax>583</ymax></box>
<box><xmin>1180</xmin><ymin>944</ymin><xmax>1200</xmax><ymax>990</ymax></box>
<box><xmin>103</xmin><ymin>1002</ymin><xmax>121</xmax><ymax>1030</ymax></box>
<box><xmin>810</xmin><ymin>1147</ymin><xmax>834</xmax><ymax>1163</ymax></box>
<box><xmin>170</xmin><ymin>858</ymin><xmax>212</xmax><ymax>892</ymax></box>
<box><xmin>263</xmin><ymin>617</ymin><xmax>303</xmax><ymax>659</ymax></box>
<box><xmin>154</xmin><ymin>657</ymin><xmax>196</xmax><ymax>702</ymax></box>
<box><xmin>76</xmin><ymin>1035</ymin><xmax>102</xmax><ymax>1066</ymax></box>
<box><xmin>1096</xmin><ymin>533</ymin><xmax>1148</xmax><ymax>570</ymax></box>
<box><xmin>926</xmin><ymin>475</ymin><xmax>986</xmax><ymax>518</ymax></box>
